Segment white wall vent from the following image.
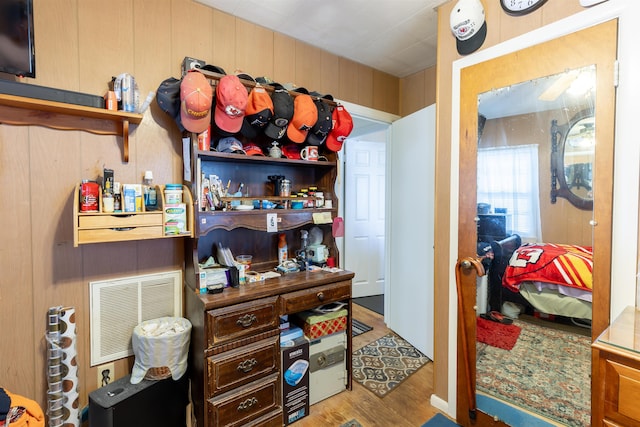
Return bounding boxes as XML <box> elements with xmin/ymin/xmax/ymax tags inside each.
<box><xmin>90</xmin><ymin>270</ymin><xmax>182</xmax><ymax>366</ymax></box>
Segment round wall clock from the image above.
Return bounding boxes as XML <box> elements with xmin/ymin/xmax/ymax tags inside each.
<box><xmin>500</xmin><ymin>0</ymin><xmax>548</xmax><ymax>16</ymax></box>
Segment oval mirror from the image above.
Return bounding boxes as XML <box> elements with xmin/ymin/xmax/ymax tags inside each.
<box><xmin>551</xmin><ymin>108</ymin><xmax>595</xmax><ymax>210</ymax></box>
<box><xmin>565</xmin><ymin>116</ymin><xmax>594</xmax><ymax>201</ymax></box>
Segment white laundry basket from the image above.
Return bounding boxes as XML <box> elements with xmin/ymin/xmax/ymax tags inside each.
<box><xmin>130</xmin><ymin>316</ymin><xmax>192</xmax><ymax>384</ymax></box>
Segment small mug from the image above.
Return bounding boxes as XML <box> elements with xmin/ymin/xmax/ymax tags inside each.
<box><xmin>300</xmin><ymin>145</ymin><xmax>319</xmax><ymax>161</ymax></box>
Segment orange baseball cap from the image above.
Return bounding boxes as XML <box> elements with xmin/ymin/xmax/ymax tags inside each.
<box><xmin>326</xmin><ymin>105</ymin><xmax>353</xmax><ymax>152</ymax></box>
<box><xmin>287</xmin><ymin>91</ymin><xmax>318</xmax><ymax>143</ymax></box>
<box><xmin>215</xmin><ymin>75</ymin><xmax>248</xmax><ymax>134</ymax></box>
<box><xmin>241</xmin><ymin>86</ymin><xmax>274</xmax><ymax>138</ymax></box>
<box><xmin>180</xmin><ymin>71</ymin><xmax>213</xmax><ymax>133</ymax></box>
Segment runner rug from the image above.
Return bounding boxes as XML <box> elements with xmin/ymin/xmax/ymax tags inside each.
<box><xmin>352</xmin><ymin>319</ymin><xmax>373</xmax><ymax>337</ymax></box>
<box><xmin>476</xmin><ymin>319</ymin><xmax>590</xmax><ymax>427</ymax></box>
<box><xmin>352</xmin><ymin>333</ymin><xmax>431</xmax><ymax>397</ymax></box>
<box><xmin>421</xmin><ymin>413</ymin><xmax>461</xmax><ymax>427</ymax></box>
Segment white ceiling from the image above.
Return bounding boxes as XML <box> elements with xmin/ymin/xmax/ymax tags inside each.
<box><xmin>195</xmin><ymin>0</ymin><xmax>445</xmax><ymax>78</ymax></box>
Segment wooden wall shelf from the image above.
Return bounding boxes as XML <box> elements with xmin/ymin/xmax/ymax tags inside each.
<box><xmin>73</xmin><ymin>183</ymin><xmax>194</xmax><ymax>246</ymax></box>
<box><xmin>0</xmin><ymin>93</ymin><xmax>142</xmax><ymax>162</ymax></box>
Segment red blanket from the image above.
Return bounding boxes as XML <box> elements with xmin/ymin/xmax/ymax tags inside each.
<box><xmin>503</xmin><ymin>243</ymin><xmax>593</xmax><ymax>292</ymax></box>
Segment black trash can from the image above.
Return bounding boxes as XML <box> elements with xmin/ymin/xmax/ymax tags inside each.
<box><xmin>89</xmin><ymin>373</ymin><xmax>188</xmax><ymax>427</ymax></box>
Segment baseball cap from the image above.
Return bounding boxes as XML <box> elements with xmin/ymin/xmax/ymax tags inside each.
<box><xmin>156</xmin><ymin>76</ymin><xmax>184</xmax><ymax>132</ymax></box>
<box><xmin>236</xmin><ymin>72</ymin><xmax>255</xmax><ymax>83</ymax></box>
<box><xmin>240</xmin><ymin>86</ymin><xmax>274</xmax><ymax>138</ymax></box>
<box><xmin>243</xmin><ymin>142</ymin><xmax>265</xmax><ymax>156</ymax></box>
<box><xmin>198</xmin><ymin>64</ymin><xmax>226</xmax><ymax>75</ymax></box>
<box><xmin>264</xmin><ymin>84</ymin><xmax>294</xmax><ymax>140</ymax></box>
<box><xmin>326</xmin><ymin>105</ymin><xmax>353</xmax><ymax>152</ymax></box>
<box><xmin>215</xmin><ymin>75</ymin><xmax>248</xmax><ymax>134</ymax></box>
<box><xmin>287</xmin><ymin>89</ymin><xmax>318</xmax><ymax>143</ymax></box>
<box><xmin>282</xmin><ymin>143</ymin><xmax>302</xmax><ymax>160</ymax></box>
<box><xmin>450</xmin><ymin>0</ymin><xmax>487</xmax><ymax>56</ymax></box>
<box><xmin>180</xmin><ymin>70</ymin><xmax>213</xmax><ymax>133</ymax></box>
<box><xmin>306</xmin><ymin>99</ymin><xmax>333</xmax><ymax>146</ymax></box>
<box><xmin>216</xmin><ymin>136</ymin><xmax>246</xmax><ymax>154</ymax></box>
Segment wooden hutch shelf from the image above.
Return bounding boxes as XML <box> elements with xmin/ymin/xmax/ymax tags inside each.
<box><xmin>0</xmin><ymin>93</ymin><xmax>142</xmax><ymax>162</ymax></box>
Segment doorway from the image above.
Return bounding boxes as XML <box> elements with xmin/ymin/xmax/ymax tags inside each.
<box><xmin>454</xmin><ymin>20</ymin><xmax>617</xmax><ymax>427</ymax></box>
<box><xmin>336</xmin><ymin>103</ymin><xmax>396</xmax><ymax>303</ymax></box>
<box><xmin>344</xmin><ymin>136</ymin><xmax>387</xmax><ymax>299</ymax></box>
<box><xmin>338</xmin><ymin>102</ymin><xmax>435</xmax><ymax>359</ymax></box>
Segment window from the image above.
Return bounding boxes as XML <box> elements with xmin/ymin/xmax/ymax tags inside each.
<box><xmin>477</xmin><ymin>145</ymin><xmax>542</xmax><ymax>241</ymax></box>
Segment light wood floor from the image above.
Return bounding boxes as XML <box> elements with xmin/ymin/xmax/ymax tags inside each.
<box><xmin>294</xmin><ymin>303</ymin><xmax>444</xmax><ymax>427</ymax></box>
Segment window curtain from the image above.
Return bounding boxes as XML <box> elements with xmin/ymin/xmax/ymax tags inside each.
<box><xmin>477</xmin><ymin>145</ymin><xmax>542</xmax><ymax>241</ymax></box>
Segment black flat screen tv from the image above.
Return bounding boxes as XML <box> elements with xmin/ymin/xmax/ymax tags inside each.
<box><xmin>0</xmin><ymin>0</ymin><xmax>35</xmax><ymax>78</ymax></box>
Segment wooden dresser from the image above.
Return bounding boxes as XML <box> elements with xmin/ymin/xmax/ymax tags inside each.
<box><xmin>186</xmin><ymin>269</ymin><xmax>354</xmax><ymax>427</ymax></box>
<box><xmin>592</xmin><ymin>306</ymin><xmax>640</xmax><ymax>426</ymax></box>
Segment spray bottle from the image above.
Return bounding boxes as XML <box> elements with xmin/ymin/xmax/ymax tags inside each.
<box><xmin>278</xmin><ymin>233</ymin><xmax>288</xmax><ymax>265</ymax></box>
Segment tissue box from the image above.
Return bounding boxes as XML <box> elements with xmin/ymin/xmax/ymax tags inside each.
<box><xmin>197</xmin><ymin>267</ymin><xmax>228</xmax><ymax>294</ymax></box>
<box><xmin>294</xmin><ymin>309</ymin><xmax>348</xmax><ymax>340</ymax></box>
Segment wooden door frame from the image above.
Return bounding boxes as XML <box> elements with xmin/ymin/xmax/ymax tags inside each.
<box><xmin>454</xmin><ymin>20</ymin><xmax>617</xmax><ymax>426</ymax></box>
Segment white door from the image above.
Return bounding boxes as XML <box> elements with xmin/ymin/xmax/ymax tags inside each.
<box><xmin>344</xmin><ymin>138</ymin><xmax>386</xmax><ymax>298</ymax></box>
<box><xmin>385</xmin><ymin>104</ymin><xmax>435</xmax><ymax>359</ymax></box>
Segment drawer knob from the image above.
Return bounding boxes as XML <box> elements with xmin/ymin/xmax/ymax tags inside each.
<box><xmin>237</xmin><ymin>397</ymin><xmax>258</xmax><ymax>412</ymax></box>
<box><xmin>236</xmin><ymin>314</ymin><xmax>257</xmax><ymax>328</ymax></box>
<box><xmin>237</xmin><ymin>358</ymin><xmax>258</xmax><ymax>373</ymax></box>
<box><xmin>317</xmin><ymin>291</ymin><xmax>325</xmax><ymax>302</ymax></box>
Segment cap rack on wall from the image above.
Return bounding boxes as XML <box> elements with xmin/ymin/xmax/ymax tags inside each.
<box><xmin>195</xmin><ymin>68</ymin><xmax>338</xmax><ymax>108</ymax></box>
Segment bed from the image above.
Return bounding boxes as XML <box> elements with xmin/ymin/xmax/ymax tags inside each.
<box><xmin>487</xmin><ymin>234</ymin><xmax>593</xmax><ymax>321</ymax></box>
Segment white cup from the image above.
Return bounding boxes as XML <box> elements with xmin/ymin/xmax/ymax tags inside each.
<box><xmin>300</xmin><ymin>146</ymin><xmax>319</xmax><ymax>161</ymax></box>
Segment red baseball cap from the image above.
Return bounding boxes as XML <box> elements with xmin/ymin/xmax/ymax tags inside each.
<box><xmin>282</xmin><ymin>143</ymin><xmax>302</xmax><ymax>160</ymax></box>
<box><xmin>215</xmin><ymin>75</ymin><xmax>248</xmax><ymax>134</ymax></box>
<box><xmin>326</xmin><ymin>105</ymin><xmax>353</xmax><ymax>152</ymax></box>
<box><xmin>243</xmin><ymin>142</ymin><xmax>265</xmax><ymax>156</ymax></box>
<box><xmin>287</xmin><ymin>92</ymin><xmax>318</xmax><ymax>143</ymax></box>
<box><xmin>180</xmin><ymin>71</ymin><xmax>213</xmax><ymax>133</ymax></box>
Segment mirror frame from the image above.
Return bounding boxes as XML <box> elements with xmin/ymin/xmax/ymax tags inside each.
<box><xmin>550</xmin><ymin>108</ymin><xmax>594</xmax><ymax>210</ymax></box>
<box><xmin>456</xmin><ymin>19</ymin><xmax>617</xmax><ymax>427</ymax></box>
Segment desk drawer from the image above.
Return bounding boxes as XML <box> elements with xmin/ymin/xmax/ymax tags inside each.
<box><xmin>604</xmin><ymin>359</ymin><xmax>640</xmax><ymax>425</ymax></box>
<box><xmin>245</xmin><ymin>409</ymin><xmax>283</xmax><ymax>427</ymax></box>
<box><xmin>78</xmin><ymin>212</ymin><xmax>162</xmax><ymax>228</ymax></box>
<box><xmin>207</xmin><ymin>297</ymin><xmax>278</xmax><ymax>348</ymax></box>
<box><xmin>207</xmin><ymin>336</ymin><xmax>279</xmax><ymax>398</ymax></box>
<box><xmin>78</xmin><ymin>225</ymin><xmax>164</xmax><ymax>243</ymax></box>
<box><xmin>207</xmin><ymin>373</ymin><xmax>280</xmax><ymax>427</ymax></box>
<box><xmin>280</xmin><ymin>280</ymin><xmax>351</xmax><ymax>314</ymax></box>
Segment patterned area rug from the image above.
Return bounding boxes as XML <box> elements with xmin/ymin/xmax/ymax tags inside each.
<box><xmin>339</xmin><ymin>419</ymin><xmax>363</xmax><ymax>427</ymax></box>
<box><xmin>352</xmin><ymin>333</ymin><xmax>431</xmax><ymax>397</ymax></box>
<box><xmin>477</xmin><ymin>319</ymin><xmax>590</xmax><ymax>426</ymax></box>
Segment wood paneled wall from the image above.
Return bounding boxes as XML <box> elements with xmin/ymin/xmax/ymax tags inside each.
<box><xmin>400</xmin><ymin>66</ymin><xmax>437</xmax><ymax>116</ymax></box>
<box><xmin>0</xmin><ymin>0</ymin><xmax>401</xmax><ymax>413</ymax></box>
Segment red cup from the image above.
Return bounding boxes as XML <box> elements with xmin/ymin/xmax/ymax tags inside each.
<box><xmin>326</xmin><ymin>257</ymin><xmax>336</xmax><ymax>268</ymax></box>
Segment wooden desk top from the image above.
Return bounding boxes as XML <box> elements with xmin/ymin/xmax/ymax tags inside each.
<box><xmin>192</xmin><ymin>269</ymin><xmax>355</xmax><ymax>310</ymax></box>
<box><xmin>595</xmin><ymin>306</ymin><xmax>640</xmax><ymax>355</ymax></box>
